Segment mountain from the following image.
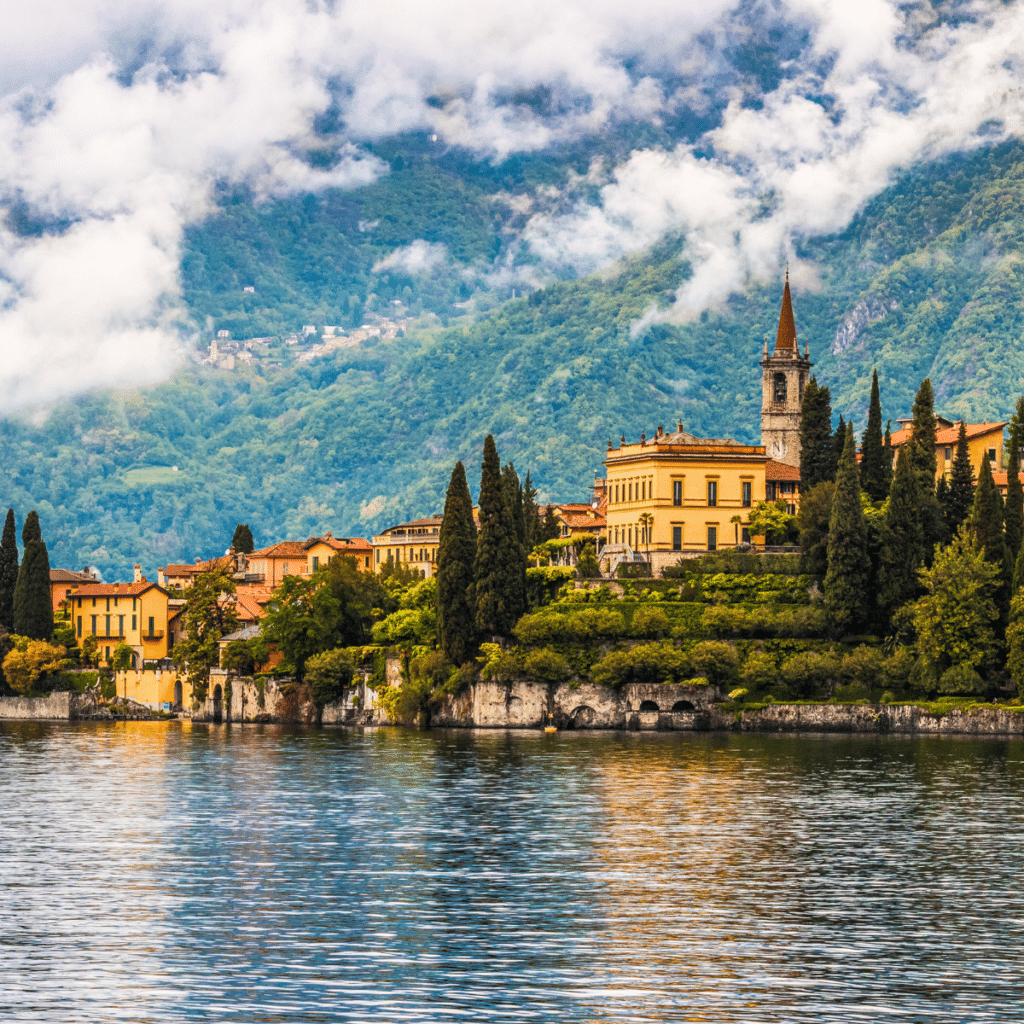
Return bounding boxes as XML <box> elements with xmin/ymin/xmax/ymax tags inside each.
<box><xmin>6</xmin><ymin>138</ymin><xmax>1024</xmax><ymax>579</ymax></box>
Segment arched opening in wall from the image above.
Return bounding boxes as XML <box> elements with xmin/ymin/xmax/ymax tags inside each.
<box><xmin>174</xmin><ymin>680</ymin><xmax>182</xmax><ymax>709</ymax></box>
<box><xmin>639</xmin><ymin>700</ymin><xmax>660</xmax><ymax>713</ymax></box>
<box><xmin>773</xmin><ymin>372</ymin><xmax>788</xmax><ymax>403</ymax></box>
<box><xmin>213</xmin><ymin>683</ymin><xmax>223</xmax><ymax>724</ymax></box>
<box><xmin>130</xmin><ymin>653</ymin><xmax>137</xmax><ymax>669</ymax></box>
<box><xmin>568</xmin><ymin>705</ymin><xmax>596</xmax><ymax>729</ymax></box>
<box><xmin>672</xmin><ymin>700</ymin><xmax>695</xmax><ymax>712</ymax></box>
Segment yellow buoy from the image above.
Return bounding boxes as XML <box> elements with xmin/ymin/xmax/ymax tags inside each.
<box><xmin>544</xmin><ymin>712</ymin><xmax>557</xmax><ymax>734</ymax></box>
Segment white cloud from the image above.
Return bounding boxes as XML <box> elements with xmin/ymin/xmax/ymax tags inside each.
<box><xmin>372</xmin><ymin>241</ymin><xmax>447</xmax><ymax>276</ymax></box>
<box><xmin>1</xmin><ymin>0</ymin><xmax>1024</xmax><ymax>406</ymax></box>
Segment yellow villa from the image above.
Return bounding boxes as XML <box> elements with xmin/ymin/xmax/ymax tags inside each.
<box><xmin>888</xmin><ymin>416</ymin><xmax>1008</xmax><ymax>490</ymax></box>
<box><xmin>603</xmin><ymin>425</ymin><xmax>769</xmax><ymax>572</ymax></box>
<box><xmin>68</xmin><ymin>578</ymin><xmax>172</xmax><ymax>667</ymax></box>
<box><xmin>372</xmin><ymin>516</ymin><xmax>444</xmax><ymax>577</ymax></box>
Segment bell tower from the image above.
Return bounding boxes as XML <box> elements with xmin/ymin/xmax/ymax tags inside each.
<box><xmin>760</xmin><ymin>271</ymin><xmax>812</xmax><ymax>467</ymax></box>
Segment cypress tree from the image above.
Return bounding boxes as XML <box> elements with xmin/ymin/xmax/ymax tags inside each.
<box><xmin>502</xmin><ymin>462</ymin><xmax>528</xmax><ymax>622</ymax></box>
<box><xmin>522</xmin><ymin>471</ymin><xmax>541</xmax><ymax>550</ymax></box>
<box><xmin>799</xmin><ymin>378</ymin><xmax>835</xmax><ymax>489</ymax></box>
<box><xmin>1005</xmin><ymin>397</ymin><xmax>1024</xmax><ymax>564</ymax></box>
<box><xmin>231</xmin><ymin>524</ymin><xmax>255</xmax><ymax>554</ymax></box>
<box><xmin>475</xmin><ymin>435</ymin><xmax>518</xmax><ymax>638</ymax></box>
<box><xmin>541</xmin><ymin>504</ymin><xmax>560</xmax><ymax>541</ymax></box>
<box><xmin>909</xmin><ymin>378</ymin><xmax>938</xmax><ymax>480</ymax></box>
<box><xmin>0</xmin><ymin>509</ymin><xmax>17</xmax><ymax>632</ymax></box>
<box><xmin>13</xmin><ymin>511</ymin><xmax>53</xmax><ymax>641</ymax></box>
<box><xmin>830</xmin><ymin>414</ymin><xmax>846</xmax><ymax>481</ymax></box>
<box><xmin>883</xmin><ymin>420</ymin><xmax>893</xmax><ymax>476</ymax></box>
<box><xmin>824</xmin><ymin>423</ymin><xmax>870</xmax><ymax>636</ymax></box>
<box><xmin>908</xmin><ymin>378</ymin><xmax>946</xmax><ymax>555</ymax></box>
<box><xmin>971</xmin><ymin>455</ymin><xmax>1010</xmax><ymax>623</ymax></box>
<box><xmin>861</xmin><ymin>369</ymin><xmax>889</xmax><ymax>501</ymax></box>
<box><xmin>436</xmin><ymin>461</ymin><xmax>478</xmax><ymax>665</ymax></box>
<box><xmin>944</xmin><ymin>421</ymin><xmax>975</xmax><ymax>534</ymax></box>
<box><xmin>877</xmin><ymin>447</ymin><xmax>924</xmax><ymax>621</ymax></box>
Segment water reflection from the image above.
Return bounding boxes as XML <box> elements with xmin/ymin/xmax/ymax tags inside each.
<box><xmin>2</xmin><ymin>724</ymin><xmax>1024</xmax><ymax>1021</ymax></box>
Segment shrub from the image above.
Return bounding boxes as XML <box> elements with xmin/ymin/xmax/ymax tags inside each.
<box><xmin>513</xmin><ymin>608</ymin><xmax>625</xmax><ymax>645</ymax></box>
<box><xmin>740</xmin><ymin>650</ymin><xmax>778</xmax><ymax>692</ymax></box>
<box><xmin>590</xmin><ymin>642</ymin><xmax>691</xmax><ymax>688</ymax></box>
<box><xmin>306</xmin><ymin>648</ymin><xmax>355</xmax><ymax>710</ymax></box>
<box><xmin>837</xmin><ymin>646</ymin><xmax>883</xmax><ymax>689</ymax></box>
<box><xmin>632</xmin><ymin>606</ymin><xmax>670</xmax><ymax>638</ymax></box>
<box><xmin>832</xmin><ymin>682</ymin><xmax>870</xmax><ymax>702</ymax></box>
<box><xmin>221</xmin><ymin>639</ymin><xmax>256</xmax><ymax>675</ymax></box>
<box><xmin>728</xmin><ymin>687</ymin><xmax>749</xmax><ymax>702</ymax></box>
<box><xmin>577</xmin><ymin>544</ymin><xmax>602</xmax><ymax>579</ymax></box>
<box><xmin>880</xmin><ymin>648</ymin><xmax>914</xmax><ymax>695</ymax></box>
<box><xmin>936</xmin><ymin>663</ymin><xmax>984</xmax><ymax>695</ymax></box>
<box><xmin>779</xmin><ymin>650</ymin><xmax>841</xmax><ymax>698</ymax></box>
<box><xmin>2</xmin><ymin>638</ymin><xmax>68</xmax><ymax>695</ymax></box>
<box><xmin>687</xmin><ymin>641</ymin><xmax>740</xmax><ymax>688</ymax></box>
<box><xmin>617</xmin><ymin>562</ymin><xmax>652</xmax><ymax>579</ymax></box>
<box><xmin>523</xmin><ymin>647</ymin><xmax>571</xmax><ymax>684</ymax></box>
<box><xmin>371</xmin><ymin>607</ymin><xmax>437</xmax><ymax>646</ymax></box>
<box><xmin>477</xmin><ymin>643</ymin><xmax>520</xmax><ymax>683</ymax></box>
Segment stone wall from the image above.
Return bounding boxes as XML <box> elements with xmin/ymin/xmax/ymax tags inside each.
<box><xmin>432</xmin><ymin>678</ymin><xmax>722</xmax><ymax>730</ymax></box>
<box><xmin>0</xmin><ymin>692</ymin><xmax>72</xmax><ymax>720</ymax></box>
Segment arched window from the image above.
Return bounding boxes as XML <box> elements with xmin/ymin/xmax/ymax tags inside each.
<box><xmin>773</xmin><ymin>372</ymin><xmax>788</xmax><ymax>403</ymax></box>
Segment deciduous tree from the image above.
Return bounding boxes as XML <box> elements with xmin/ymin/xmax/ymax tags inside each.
<box><xmin>2</xmin><ymin>638</ymin><xmax>67</xmax><ymax>695</ymax></box>
<box><xmin>914</xmin><ymin>523</ymin><xmax>999</xmax><ymax>672</ymax></box>
<box><xmin>171</xmin><ymin>568</ymin><xmax>239</xmax><ymax>705</ymax></box>
<box><xmin>436</xmin><ymin>461</ymin><xmax>478</xmax><ymax>665</ymax></box>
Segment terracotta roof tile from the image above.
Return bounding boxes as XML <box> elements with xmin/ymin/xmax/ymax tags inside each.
<box><xmin>890</xmin><ymin>422</ymin><xmax>1006</xmax><ymax>447</ymax></box>
<box><xmin>50</xmin><ymin>569</ymin><xmax>94</xmax><ymax>583</ymax></box>
<box><xmin>70</xmin><ymin>581</ymin><xmax>165</xmax><ymax>597</ymax></box>
<box><xmin>766</xmin><ymin>459</ymin><xmax>801</xmax><ymax>481</ymax></box>
<box><xmin>250</xmin><ymin>541</ymin><xmax>308</xmax><ymax>559</ymax></box>
<box><xmin>303</xmin><ymin>535</ymin><xmax>373</xmax><ymax>552</ymax></box>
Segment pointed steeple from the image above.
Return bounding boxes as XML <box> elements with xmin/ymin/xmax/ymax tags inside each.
<box><xmin>774</xmin><ymin>270</ymin><xmax>797</xmax><ymax>353</ymax></box>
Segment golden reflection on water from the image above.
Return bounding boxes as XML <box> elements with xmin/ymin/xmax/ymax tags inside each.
<box><xmin>4</xmin><ymin>724</ymin><xmax>1024</xmax><ymax>1022</ymax></box>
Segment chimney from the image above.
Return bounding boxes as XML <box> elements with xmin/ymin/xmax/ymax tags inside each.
<box><xmin>195</xmin><ymin>557</ymin><xmax>202</xmax><ymax>565</ymax></box>
<box><xmin>133</xmin><ymin>564</ymin><xmax>142</xmax><ymax>583</ymax></box>
<box><xmin>657</xmin><ymin>425</ymin><xmax>663</xmax><ymax>436</ymax></box>
<box><xmin>678</xmin><ymin>421</ymin><xmax>684</xmax><ymax>432</ymax></box>
<box><xmin>158</xmin><ymin>567</ymin><xmax>165</xmax><ymax>587</ymax></box>
<box><xmin>326</xmin><ymin>531</ymin><xmax>332</xmax><ymax>540</ymax></box>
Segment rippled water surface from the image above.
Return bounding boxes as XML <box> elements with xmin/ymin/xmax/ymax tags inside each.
<box><xmin>3</xmin><ymin>723</ymin><xmax>1024</xmax><ymax>1022</ymax></box>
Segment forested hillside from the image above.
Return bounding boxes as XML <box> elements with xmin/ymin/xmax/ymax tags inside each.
<box><xmin>6</xmin><ymin>138</ymin><xmax>1024</xmax><ymax>579</ymax></box>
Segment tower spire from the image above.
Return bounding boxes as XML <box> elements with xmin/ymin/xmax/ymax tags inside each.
<box><xmin>774</xmin><ymin>269</ymin><xmax>797</xmax><ymax>353</ymax></box>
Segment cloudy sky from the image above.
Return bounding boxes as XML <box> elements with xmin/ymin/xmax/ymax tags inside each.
<box><xmin>2</xmin><ymin>0</ymin><xmax>1023</xmax><ymax>408</ymax></box>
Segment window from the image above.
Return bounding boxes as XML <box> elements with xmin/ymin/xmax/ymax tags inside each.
<box><xmin>766</xmin><ymin>482</ymin><xmax>777</xmax><ymax>501</ymax></box>
<box><xmin>773</xmin><ymin>372</ymin><xmax>787</xmax><ymax>403</ymax></box>
<box><xmin>742</xmin><ymin>528</ymin><xmax>751</xmax><ymax>544</ymax></box>
<box><xmin>673</xmin><ymin>480</ymin><xmax>682</xmax><ymax>506</ymax></box>
<box><xmin>91</xmin><ymin>615</ymin><xmax>97</xmax><ymax>635</ymax></box>
<box><xmin>641</xmin><ymin>481</ymin><xmax>646</xmax><ymax>501</ymax></box>
<box><xmin>376</xmin><ymin>550</ymin><xmax>381</xmax><ymax>563</ymax></box>
<box><xmin>312</xmin><ymin>556</ymin><xmax>319</xmax><ymax>571</ymax></box>
<box><xmin>672</xmin><ymin>527</ymin><xmax>682</xmax><ymax>551</ymax></box>
<box><xmin>628</xmin><ymin>482</ymin><xmax>633</xmax><ymax>501</ymax></box>
<box><xmin>742</xmin><ymin>481</ymin><xmax>752</xmax><ymax>507</ymax></box>
<box><xmin>132</xmin><ymin>616</ymin><xmax>136</xmax><ymax>630</ymax></box>
<box><xmin>148</xmin><ymin>616</ymin><xmax>154</xmax><ymax>638</ymax></box>
<box><xmin>77</xmin><ymin>616</ymin><xmax>82</xmax><ymax>638</ymax></box>
<box><xmin>105</xmin><ymin>615</ymin><xmax>110</xmax><ymax>636</ymax></box>
<box><xmin>628</xmin><ymin>527</ymin><xmax>632</xmax><ymax>546</ymax></box>
<box><xmin>615</xmin><ymin>484</ymin><xmax>620</xmax><ymax>503</ymax></box>
<box><xmin>365</xmin><ymin>557</ymin><xmax>370</xmax><ymax>568</ymax></box>
<box><xmin>707</xmin><ymin>481</ymin><xmax>718</xmax><ymax>507</ymax></box>
<box><xmin>132</xmin><ymin>598</ymin><xmax>136</xmax><ymax>611</ymax></box>
<box><xmin>118</xmin><ymin>615</ymin><xmax>124</xmax><ymax>637</ymax></box>
<box><xmin>707</xmin><ymin>527</ymin><xmax>717</xmax><ymax>552</ymax></box>
<box><xmin>92</xmin><ymin>598</ymin><xmax>96</xmax><ymax>607</ymax></box>
<box><xmin>105</xmin><ymin>647</ymin><xmax>110</xmax><ymax>661</ymax></box>
<box><xmin>989</xmin><ymin>448</ymin><xmax>997</xmax><ymax>462</ymax></box>
<box><xmin>77</xmin><ymin>598</ymin><xmax>82</xmax><ymax>609</ymax></box>
<box><xmin>106</xmin><ymin>598</ymin><xmax>110</xmax><ymax>612</ymax></box>
<box><xmin>945</xmin><ymin>447</ymin><xmax>952</xmax><ymax>460</ymax></box>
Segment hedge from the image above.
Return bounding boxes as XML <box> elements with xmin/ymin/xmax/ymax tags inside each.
<box><xmin>703</xmin><ymin>605</ymin><xmax>827</xmax><ymax>639</ymax></box>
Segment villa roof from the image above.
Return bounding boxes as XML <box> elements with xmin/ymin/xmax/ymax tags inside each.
<box><xmin>766</xmin><ymin>459</ymin><xmax>801</xmax><ymax>481</ymax></box>
<box><xmin>249</xmin><ymin>541</ymin><xmax>308</xmax><ymax>560</ymax></box>
<box><xmin>302</xmin><ymin>535</ymin><xmax>373</xmax><ymax>552</ymax></box>
<box><xmin>558</xmin><ymin>510</ymin><xmax>606</xmax><ymax>530</ymax></box>
<box><xmin>889</xmin><ymin>421</ymin><xmax>1006</xmax><ymax>448</ymax></box>
<box><xmin>50</xmin><ymin>569</ymin><xmax>95</xmax><ymax>583</ymax></box>
<box><xmin>69</xmin><ymin>581</ymin><xmax>165</xmax><ymax>598</ymax></box>
<box><xmin>163</xmin><ymin>556</ymin><xmax>233</xmax><ymax>577</ymax></box>
<box><xmin>220</xmin><ymin>624</ymin><xmax>262</xmax><ymax>643</ymax></box>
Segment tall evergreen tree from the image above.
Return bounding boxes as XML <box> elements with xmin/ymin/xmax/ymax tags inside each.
<box><xmin>944</xmin><ymin>420</ymin><xmax>975</xmax><ymax>535</ymax></box>
<box><xmin>861</xmin><ymin>369</ymin><xmax>889</xmax><ymax>501</ymax></box>
<box><xmin>799</xmin><ymin>378</ymin><xmax>835</xmax><ymax>489</ymax></box>
<box><xmin>1005</xmin><ymin>397</ymin><xmax>1024</xmax><ymax>565</ymax></box>
<box><xmin>877</xmin><ymin>448</ymin><xmax>924</xmax><ymax>621</ymax></box>
<box><xmin>436</xmin><ymin>461</ymin><xmax>478</xmax><ymax>665</ymax></box>
<box><xmin>501</xmin><ymin>462</ymin><xmax>528</xmax><ymax>622</ymax></box>
<box><xmin>908</xmin><ymin>378</ymin><xmax>946</xmax><ymax>556</ymax></box>
<box><xmin>831</xmin><ymin>414</ymin><xmax>846</xmax><ymax>480</ymax></box>
<box><xmin>231</xmin><ymin>523</ymin><xmax>255</xmax><ymax>554</ymax></box>
<box><xmin>883</xmin><ymin>420</ymin><xmax>893</xmax><ymax>476</ymax></box>
<box><xmin>541</xmin><ymin>504</ymin><xmax>561</xmax><ymax>542</ymax></box>
<box><xmin>908</xmin><ymin>377</ymin><xmax>938</xmax><ymax>480</ymax></box>
<box><xmin>0</xmin><ymin>509</ymin><xmax>17</xmax><ymax>632</ymax></box>
<box><xmin>970</xmin><ymin>455</ymin><xmax>1008</xmax><ymax>613</ymax></box>
<box><xmin>13</xmin><ymin>511</ymin><xmax>53</xmax><ymax>641</ymax></box>
<box><xmin>522</xmin><ymin>471</ymin><xmax>541</xmax><ymax>550</ymax></box>
<box><xmin>824</xmin><ymin>423</ymin><xmax>870</xmax><ymax>636</ymax></box>
<box><xmin>475</xmin><ymin>435</ymin><xmax>519</xmax><ymax>638</ymax></box>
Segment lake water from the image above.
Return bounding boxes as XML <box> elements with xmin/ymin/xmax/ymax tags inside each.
<box><xmin>2</xmin><ymin>723</ymin><xmax>1024</xmax><ymax>1022</ymax></box>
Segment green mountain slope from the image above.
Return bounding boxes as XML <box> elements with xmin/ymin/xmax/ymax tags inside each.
<box><xmin>7</xmin><ymin>140</ymin><xmax>1024</xmax><ymax>579</ymax></box>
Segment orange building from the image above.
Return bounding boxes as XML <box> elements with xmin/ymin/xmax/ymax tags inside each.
<box><xmin>888</xmin><ymin>416</ymin><xmax>1007</xmax><ymax>492</ymax></box>
<box><xmin>304</xmin><ymin>534</ymin><xmax>374</xmax><ymax>573</ymax></box>
<box><xmin>49</xmin><ymin>568</ymin><xmax>97</xmax><ymax>617</ymax></box>
<box><xmin>67</xmin><ymin>579</ymin><xmax>172</xmax><ymax>666</ymax></box>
